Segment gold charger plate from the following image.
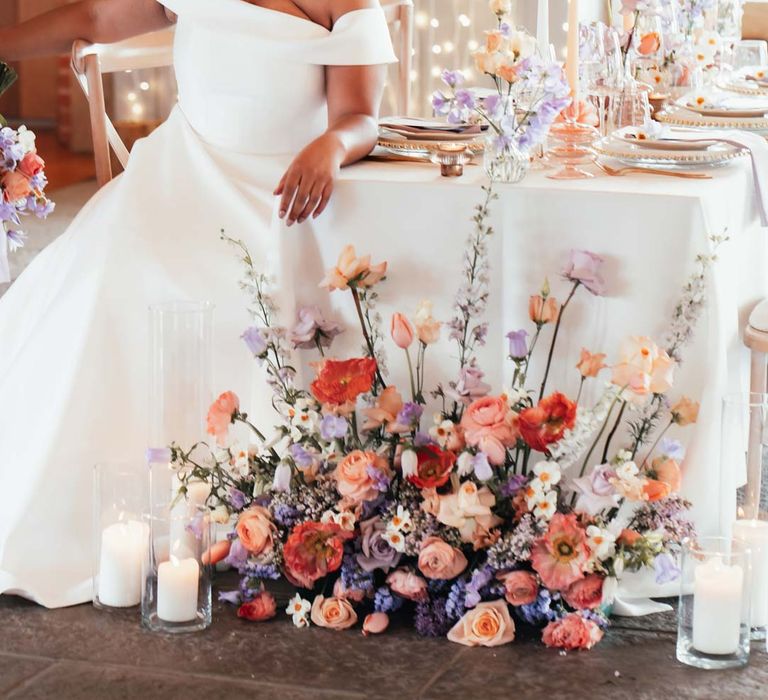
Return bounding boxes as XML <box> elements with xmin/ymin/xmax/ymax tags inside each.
<box><xmin>656</xmin><ymin>105</ymin><xmax>768</xmax><ymax>132</ymax></box>
<box><xmin>593</xmin><ymin>135</ymin><xmax>748</xmax><ymax>168</ymax></box>
<box><xmin>376</xmin><ymin>135</ymin><xmax>486</xmax><ymax>155</ymax></box>
<box><xmin>721</xmin><ymin>79</ymin><xmax>768</xmax><ymax>97</ymax></box>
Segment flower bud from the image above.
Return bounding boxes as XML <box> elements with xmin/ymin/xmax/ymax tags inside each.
<box><xmin>390</xmin><ymin>312</ymin><xmax>414</xmax><ymax>349</ymax></box>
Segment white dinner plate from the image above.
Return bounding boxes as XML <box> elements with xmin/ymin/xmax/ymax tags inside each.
<box><xmin>682</xmin><ymin>96</ymin><xmax>768</xmax><ymax>118</ymax></box>
<box><xmin>594</xmin><ymin>135</ymin><xmax>748</xmax><ymax>169</ymax></box>
<box><xmin>617</xmin><ymin>127</ymin><xmax>718</xmax><ymax>152</ymax></box>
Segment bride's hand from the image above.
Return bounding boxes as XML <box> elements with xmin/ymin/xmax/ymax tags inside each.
<box><xmin>274</xmin><ymin>134</ymin><xmax>345</xmax><ymax>226</ymax></box>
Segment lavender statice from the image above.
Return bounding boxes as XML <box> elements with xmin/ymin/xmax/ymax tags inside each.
<box><xmin>414</xmin><ymin>596</ymin><xmax>453</xmax><ymax>637</ymax></box>
<box><xmin>486</xmin><ymin>514</ymin><xmax>542</xmax><ymax>571</ymax></box>
<box><xmin>242</xmin><ymin>561</ymin><xmax>281</xmax><ymax>581</ymax></box>
<box><xmin>272</xmin><ymin>503</ymin><xmax>301</xmax><ymax>530</ymax></box>
<box><xmin>631</xmin><ymin>495</ymin><xmax>695</xmax><ymax>545</ymax></box>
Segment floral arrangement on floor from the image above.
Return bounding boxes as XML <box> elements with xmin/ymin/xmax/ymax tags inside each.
<box><xmin>169</xmin><ymin>178</ymin><xmax>724</xmax><ymax>649</ymax></box>
<box><xmin>431</xmin><ymin>1</ymin><xmax>570</xmax><ymax>182</ymax></box>
<box><xmin>0</xmin><ymin>61</ymin><xmax>54</xmax><ymax>284</ymax></box>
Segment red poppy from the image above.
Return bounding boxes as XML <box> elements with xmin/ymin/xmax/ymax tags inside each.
<box><xmin>310</xmin><ymin>358</ymin><xmax>377</xmax><ymax>407</ymax></box>
<box><xmin>282</xmin><ymin>521</ymin><xmax>351</xmax><ymax>589</ymax></box>
<box><xmin>408</xmin><ymin>445</ymin><xmax>456</xmax><ymax>489</ymax></box>
<box><xmin>518</xmin><ymin>392</ymin><xmax>577</xmax><ymax>453</ymax></box>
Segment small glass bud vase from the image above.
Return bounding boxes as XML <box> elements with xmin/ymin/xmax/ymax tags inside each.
<box><xmin>677</xmin><ymin>536</ymin><xmax>751</xmax><ymax>670</ymax></box>
<box><xmin>483</xmin><ymin>134</ymin><xmax>529</xmax><ymax>184</ymax></box>
<box><xmin>141</xmin><ymin>496</ymin><xmax>212</xmax><ymax>634</ymax></box>
<box><xmin>93</xmin><ymin>461</ymin><xmax>149</xmax><ymax>611</ymax></box>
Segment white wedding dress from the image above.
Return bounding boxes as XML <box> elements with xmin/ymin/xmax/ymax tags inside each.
<box><xmin>0</xmin><ymin>0</ymin><xmax>396</xmax><ymax>607</ymax></box>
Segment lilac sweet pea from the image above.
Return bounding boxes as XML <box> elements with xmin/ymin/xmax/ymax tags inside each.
<box><xmin>654</xmin><ymin>553</ymin><xmax>681</xmax><ymax>585</ymax></box>
<box><xmin>441</xmin><ymin>69</ymin><xmax>465</xmax><ymax>88</ymax></box>
<box><xmin>241</xmin><ymin>326</ymin><xmax>268</xmax><ymax>356</ymax></box>
<box><xmin>228</xmin><ymin>488</ymin><xmax>247</xmax><ymax>510</ymax></box>
<box><xmin>659</xmin><ymin>438</ymin><xmax>686</xmax><ymax>461</ymax></box>
<box><xmin>562</xmin><ymin>250</ymin><xmax>606</xmax><ymax>296</ymax></box>
<box><xmin>445</xmin><ymin>365</ymin><xmax>491</xmax><ymax>405</ymax></box>
<box><xmin>289</xmin><ymin>305</ymin><xmax>343</xmax><ymax>350</ymax></box>
<box><xmin>472</xmin><ymin>453</ymin><xmax>493</xmax><ymax>481</ymax></box>
<box><xmin>320</xmin><ymin>414</ymin><xmax>348</xmax><ymax>441</ymax></box>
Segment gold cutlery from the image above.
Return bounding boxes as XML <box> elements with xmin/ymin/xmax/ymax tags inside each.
<box><xmin>596</xmin><ymin>162</ymin><xmax>712</xmax><ymax>179</ymax></box>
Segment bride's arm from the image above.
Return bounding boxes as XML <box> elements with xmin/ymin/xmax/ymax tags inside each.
<box><xmin>274</xmin><ymin>63</ymin><xmax>385</xmax><ymax>226</ymax></box>
<box><xmin>0</xmin><ymin>0</ymin><xmax>172</xmax><ymax>61</ymax></box>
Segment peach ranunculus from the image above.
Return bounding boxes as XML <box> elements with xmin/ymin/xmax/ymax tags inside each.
<box><xmin>390</xmin><ymin>313</ymin><xmax>414</xmax><ymax>349</ymax></box>
<box><xmin>2</xmin><ymin>170</ymin><xmax>32</xmax><ymax>202</ymax></box>
<box><xmin>530</xmin><ymin>513</ymin><xmax>590</xmax><ymax>591</ymax></box>
<box><xmin>320</xmin><ymin>245</ymin><xmax>387</xmax><ymax>291</ymax></box>
<box><xmin>542</xmin><ymin>613</ymin><xmax>604</xmax><ymax>650</ymax></box>
<box><xmin>638</xmin><ymin>31</ymin><xmax>661</xmax><ymax>56</ymax></box>
<box><xmin>206</xmin><ymin>391</ymin><xmax>240</xmax><ymax>446</ymax></box>
<box><xmin>576</xmin><ymin>348</ymin><xmax>607</xmax><ymax>378</ymax></box>
<box><xmin>447</xmin><ymin>600</ymin><xmax>515</xmax><ymax>647</ymax></box>
<box><xmin>562</xmin><ymin>573</ymin><xmax>605</xmax><ymax>610</ymax></box>
<box><xmin>334</xmin><ymin>450</ymin><xmax>391</xmax><ymax>504</ymax></box>
<box><xmin>18</xmin><ymin>151</ymin><xmax>45</xmax><ymax>178</ymax></box>
<box><xmin>611</xmin><ymin>336</ymin><xmax>675</xmax><ymax>401</ymax></box>
<box><xmin>237</xmin><ymin>590</ymin><xmax>277</xmax><ymax>622</ymax></box>
<box><xmin>235</xmin><ymin>506</ymin><xmax>276</xmax><ymax>556</ymax></box>
<box><xmin>362</xmin><ymin>386</ymin><xmax>404</xmax><ymax>433</ymax></box>
<box><xmin>418</xmin><ymin>536</ymin><xmax>468</xmax><ymax>579</ymax></box>
<box><xmin>460</xmin><ymin>395</ymin><xmax>519</xmax><ymax>465</ymax></box>
<box><xmin>310</xmin><ymin>358</ymin><xmax>377</xmax><ymax>410</ymax></box>
<box><xmin>642</xmin><ymin>478</ymin><xmax>671</xmax><ymax>502</ymax></box>
<box><xmin>310</xmin><ymin>595</ymin><xmax>358</xmax><ymax>630</ymax></box>
<box><xmin>671</xmin><ymin>396</ymin><xmax>699</xmax><ymax>426</ymax></box>
<box><xmin>497</xmin><ymin>570</ymin><xmax>539</xmax><ymax>606</ymax></box>
<box><xmin>529</xmin><ymin>295</ymin><xmax>560</xmax><ymax>325</ymax></box>
<box><xmin>414</xmin><ymin>300</ymin><xmax>441</xmax><ymax>345</ymax></box>
<box><xmin>386</xmin><ymin>568</ymin><xmax>429</xmax><ymax>602</ymax></box>
<box><xmin>653</xmin><ymin>457</ymin><xmax>682</xmax><ymax>493</ymax></box>
<box><xmin>518</xmin><ymin>393</ymin><xmax>577</xmax><ymax>454</ymax></box>
<box><xmin>436</xmin><ymin>481</ymin><xmax>502</xmax><ymax>544</ymax></box>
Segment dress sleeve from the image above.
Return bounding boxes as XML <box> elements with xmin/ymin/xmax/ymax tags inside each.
<box><xmin>306</xmin><ymin>8</ymin><xmax>398</xmax><ymax>66</ymax></box>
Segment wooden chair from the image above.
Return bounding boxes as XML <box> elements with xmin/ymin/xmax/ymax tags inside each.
<box><xmin>71</xmin><ymin>2</ymin><xmax>414</xmax><ymax>188</ymax></box>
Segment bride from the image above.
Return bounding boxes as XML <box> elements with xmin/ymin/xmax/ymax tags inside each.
<box><xmin>0</xmin><ymin>0</ymin><xmax>396</xmax><ymax>607</ymax></box>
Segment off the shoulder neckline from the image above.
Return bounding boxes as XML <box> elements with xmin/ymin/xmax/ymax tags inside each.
<box><xmin>227</xmin><ymin>2</ymin><xmax>380</xmax><ymax>33</ymax></box>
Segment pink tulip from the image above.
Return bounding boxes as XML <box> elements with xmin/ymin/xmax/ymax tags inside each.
<box><xmin>390</xmin><ymin>313</ymin><xmax>414</xmax><ymax>349</ymax></box>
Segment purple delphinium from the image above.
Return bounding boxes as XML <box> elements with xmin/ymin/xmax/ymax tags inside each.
<box><xmin>241</xmin><ymin>326</ymin><xmax>268</xmax><ymax>357</ymax></box>
<box><xmin>445</xmin><ymin>579</ymin><xmax>467</xmax><ymax>621</ymax></box>
<box><xmin>464</xmin><ymin>566</ymin><xmax>494</xmax><ymax>609</ymax></box>
<box><xmin>517</xmin><ymin>589</ymin><xmax>561</xmax><ymax>627</ymax></box>
<box><xmin>658</xmin><ymin>438</ymin><xmax>685</xmax><ymax>461</ymax></box>
<box><xmin>340</xmin><ymin>552</ymin><xmax>375</xmax><ymax>593</ymax></box>
<box><xmin>396</xmin><ymin>402</ymin><xmax>423</xmax><ymax>429</ymax></box>
<box><xmin>413</xmin><ymin>431</ymin><xmax>435</xmax><ymax>447</ymax></box>
<box><xmin>228</xmin><ymin>487</ymin><xmax>247</xmax><ymax>511</ymax></box>
<box><xmin>414</xmin><ymin>596</ymin><xmax>453</xmax><ymax>637</ymax></box>
<box><xmin>242</xmin><ymin>562</ymin><xmax>281</xmax><ymax>580</ymax></box>
<box><xmin>320</xmin><ymin>414</ymin><xmax>348</xmax><ymax>441</ymax></box>
<box><xmin>374</xmin><ymin>586</ymin><xmax>404</xmax><ymax>614</ymax></box>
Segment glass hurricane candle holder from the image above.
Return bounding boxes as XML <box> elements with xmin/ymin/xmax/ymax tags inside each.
<box><xmin>431</xmin><ymin>143</ymin><xmax>472</xmax><ymax>178</ymax></box>
<box><xmin>141</xmin><ymin>495</ymin><xmax>212</xmax><ymax>634</ymax></box>
<box><xmin>721</xmin><ymin>393</ymin><xmax>768</xmax><ymax>639</ymax></box>
<box><xmin>93</xmin><ymin>462</ymin><xmax>149</xmax><ymax>611</ymax></box>
<box><xmin>677</xmin><ymin>536</ymin><xmax>752</xmax><ymax>670</ymax></box>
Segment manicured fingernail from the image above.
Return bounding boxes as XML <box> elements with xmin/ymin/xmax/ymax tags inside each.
<box><xmin>279</xmin><ymin>210</ymin><xmax>286</xmax><ymax>218</ymax></box>
<box><xmin>286</xmin><ymin>220</ymin><xmax>294</xmax><ymax>227</ymax></box>
<box><xmin>298</xmin><ymin>217</ymin><xmax>305</xmax><ymax>223</ymax></box>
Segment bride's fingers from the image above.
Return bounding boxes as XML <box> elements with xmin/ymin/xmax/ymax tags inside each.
<box><xmin>273</xmin><ymin>173</ymin><xmax>286</xmax><ymax>197</ymax></box>
<box><xmin>279</xmin><ymin>173</ymin><xmax>301</xmax><ymax>219</ymax></box>
<box><xmin>287</xmin><ymin>180</ymin><xmax>312</xmax><ymax>226</ymax></box>
<box><xmin>297</xmin><ymin>182</ymin><xmax>326</xmax><ymax>223</ymax></box>
<box><xmin>312</xmin><ymin>182</ymin><xmax>333</xmax><ymax>219</ymax></box>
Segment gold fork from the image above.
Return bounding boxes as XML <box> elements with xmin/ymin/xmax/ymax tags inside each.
<box><xmin>596</xmin><ymin>162</ymin><xmax>712</xmax><ymax>179</ymax></box>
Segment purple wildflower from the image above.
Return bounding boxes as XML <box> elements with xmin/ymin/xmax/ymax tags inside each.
<box><xmin>517</xmin><ymin>589</ymin><xmax>561</xmax><ymax>626</ymax></box>
<box><xmin>464</xmin><ymin>566</ymin><xmax>494</xmax><ymax>609</ymax></box>
<box><xmin>224</xmin><ymin>539</ymin><xmax>249</xmax><ymax>570</ymax></box>
<box><xmin>374</xmin><ymin>586</ymin><xmax>404</xmax><ymax>613</ymax></box>
<box><xmin>654</xmin><ymin>553</ymin><xmax>681</xmax><ymax>585</ymax></box>
<box><xmin>228</xmin><ymin>488</ymin><xmax>247</xmax><ymax>511</ymax></box>
<box><xmin>320</xmin><ymin>414</ymin><xmax>348</xmax><ymax>441</ymax></box>
<box><xmin>414</xmin><ymin>596</ymin><xmax>453</xmax><ymax>637</ymax></box>
<box><xmin>396</xmin><ymin>402</ymin><xmax>423</xmax><ymax>428</ymax></box>
<box><xmin>272</xmin><ymin>503</ymin><xmax>301</xmax><ymax>529</ymax></box>
<box><xmin>500</xmin><ymin>473</ymin><xmax>529</xmax><ymax>497</ymax></box>
<box><xmin>185</xmin><ymin>512</ymin><xmax>206</xmax><ymax>541</ymax></box>
<box><xmin>446</xmin><ymin>579</ymin><xmax>467</xmax><ymax>621</ymax></box>
<box><xmin>506</xmin><ymin>329</ymin><xmax>529</xmax><ymax>360</ymax></box>
<box><xmin>241</xmin><ymin>326</ymin><xmax>268</xmax><ymax>356</ymax></box>
<box><xmin>441</xmin><ymin>69</ymin><xmax>465</xmax><ymax>88</ymax></box>
<box><xmin>289</xmin><ymin>305</ymin><xmax>343</xmax><ymax>350</ymax></box>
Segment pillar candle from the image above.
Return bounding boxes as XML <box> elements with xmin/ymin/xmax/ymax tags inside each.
<box><xmin>537</xmin><ymin>0</ymin><xmax>549</xmax><ymax>58</ymax></box>
<box><xmin>157</xmin><ymin>556</ymin><xmax>200</xmax><ymax>622</ymax></box>
<box><xmin>692</xmin><ymin>555</ymin><xmax>744</xmax><ymax>655</ymax></box>
<box><xmin>733</xmin><ymin>519</ymin><xmax>768</xmax><ymax>628</ymax></box>
<box><xmin>97</xmin><ymin>520</ymin><xmax>148</xmax><ymax>607</ymax></box>
<box><xmin>566</xmin><ymin>0</ymin><xmax>580</xmax><ymax>99</ymax></box>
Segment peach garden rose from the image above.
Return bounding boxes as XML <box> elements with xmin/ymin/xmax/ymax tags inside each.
<box><xmin>460</xmin><ymin>395</ymin><xmax>519</xmax><ymax>465</ymax></box>
<box><xmin>447</xmin><ymin>600</ymin><xmax>515</xmax><ymax>647</ymax></box>
<box><xmin>310</xmin><ymin>595</ymin><xmax>358</xmax><ymax>630</ymax></box>
<box><xmin>236</xmin><ymin>505</ymin><xmax>276</xmax><ymax>556</ymax></box>
<box><xmin>334</xmin><ymin>450</ymin><xmax>390</xmax><ymax>504</ymax></box>
<box><xmin>417</xmin><ymin>537</ymin><xmax>468</xmax><ymax>580</ymax></box>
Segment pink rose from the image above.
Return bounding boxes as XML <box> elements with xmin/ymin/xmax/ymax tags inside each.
<box><xmin>2</xmin><ymin>171</ymin><xmax>32</xmax><ymax>202</ymax></box>
<box><xmin>460</xmin><ymin>395</ymin><xmax>519</xmax><ymax>465</ymax></box>
<box><xmin>362</xmin><ymin>612</ymin><xmax>390</xmax><ymax>636</ymax></box>
<box><xmin>386</xmin><ymin>568</ymin><xmax>429</xmax><ymax>602</ymax></box>
<box><xmin>18</xmin><ymin>151</ymin><xmax>45</xmax><ymax>178</ymax></box>
<box><xmin>542</xmin><ymin>613</ymin><xmax>604</xmax><ymax>650</ymax></box>
<box><xmin>236</xmin><ymin>506</ymin><xmax>276</xmax><ymax>556</ymax></box>
<box><xmin>334</xmin><ymin>450</ymin><xmax>390</xmax><ymax>504</ymax></box>
<box><xmin>447</xmin><ymin>600</ymin><xmax>515</xmax><ymax>647</ymax></box>
<box><xmin>310</xmin><ymin>595</ymin><xmax>358</xmax><ymax>630</ymax></box>
<box><xmin>563</xmin><ymin>574</ymin><xmax>605</xmax><ymax>610</ymax></box>
<box><xmin>417</xmin><ymin>537</ymin><xmax>468</xmax><ymax>580</ymax></box>
<box><xmin>497</xmin><ymin>570</ymin><xmax>539</xmax><ymax>606</ymax></box>
<box><xmin>237</xmin><ymin>591</ymin><xmax>277</xmax><ymax>622</ymax></box>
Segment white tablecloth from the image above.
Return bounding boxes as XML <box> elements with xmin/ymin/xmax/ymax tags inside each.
<box><xmin>307</xmin><ymin>158</ymin><xmax>766</xmax><ymax>540</ymax></box>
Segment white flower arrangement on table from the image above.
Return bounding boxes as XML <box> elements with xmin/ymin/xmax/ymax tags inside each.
<box><xmin>167</xmin><ymin>181</ymin><xmax>725</xmax><ymax>649</ymax></box>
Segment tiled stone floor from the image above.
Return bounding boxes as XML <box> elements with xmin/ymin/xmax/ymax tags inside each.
<box><xmin>1</xmin><ymin>581</ymin><xmax>767</xmax><ymax>700</ymax></box>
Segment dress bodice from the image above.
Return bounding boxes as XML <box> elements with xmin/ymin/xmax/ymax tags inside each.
<box><xmin>158</xmin><ymin>0</ymin><xmax>397</xmax><ymax>155</ymax></box>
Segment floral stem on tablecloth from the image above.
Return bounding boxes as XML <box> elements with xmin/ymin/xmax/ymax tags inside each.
<box><xmin>538</xmin><ymin>282</ymin><xmax>579</xmax><ymax>401</ymax></box>
<box><xmin>351</xmin><ymin>287</ymin><xmax>386</xmax><ymax>391</ymax></box>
